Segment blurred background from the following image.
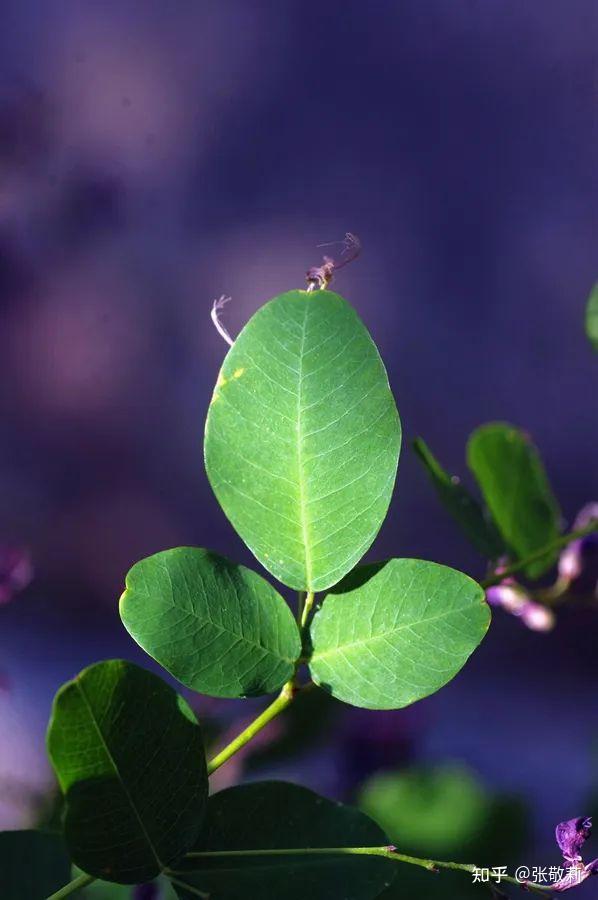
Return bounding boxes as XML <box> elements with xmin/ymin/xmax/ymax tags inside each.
<box><xmin>0</xmin><ymin>1</ymin><xmax>597</xmax><ymax>895</ymax></box>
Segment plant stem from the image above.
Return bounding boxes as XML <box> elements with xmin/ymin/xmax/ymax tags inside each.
<box><xmin>46</xmin><ymin>873</ymin><xmax>96</xmax><ymax>899</ymax></box>
<box><xmin>168</xmin><ymin>874</ymin><xmax>210</xmax><ymax>897</ymax></box>
<box><xmin>207</xmin><ymin>681</ymin><xmax>296</xmax><ymax>775</ymax></box>
<box><xmin>182</xmin><ymin>846</ymin><xmax>551</xmax><ymax>895</ymax></box>
<box><xmin>300</xmin><ymin>590</ymin><xmax>315</xmax><ymax>629</ymax></box>
<box><xmin>481</xmin><ymin>520</ymin><xmax>598</xmax><ymax>589</ymax></box>
<box><xmin>532</xmin><ymin>575</ymin><xmax>571</xmax><ymax>605</ymax></box>
<box><xmin>296</xmin><ymin>590</ymin><xmax>306</xmax><ymax>625</ymax></box>
<box><xmin>206</xmin><ymin>590</ymin><xmax>316</xmax><ymax>777</ymax></box>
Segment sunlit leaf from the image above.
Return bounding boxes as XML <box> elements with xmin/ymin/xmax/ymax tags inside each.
<box><xmin>0</xmin><ymin>830</ymin><xmax>71</xmax><ymax>900</ymax></box>
<box><xmin>205</xmin><ymin>289</ymin><xmax>401</xmax><ymax>592</ymax></box>
<box><xmin>47</xmin><ymin>660</ymin><xmax>208</xmax><ymax>884</ymax></box>
<box><xmin>309</xmin><ymin>559</ymin><xmax>489</xmax><ymax>709</ymax></box>
<box><xmin>413</xmin><ymin>438</ymin><xmax>505</xmax><ymax>559</ymax></box>
<box><xmin>467</xmin><ymin>423</ymin><xmax>561</xmax><ymax>578</ymax></box>
<box><xmin>120</xmin><ymin>548</ymin><xmax>300</xmax><ymax>698</ymax></box>
<box><xmin>171</xmin><ymin>781</ymin><xmax>395</xmax><ymax>900</ymax></box>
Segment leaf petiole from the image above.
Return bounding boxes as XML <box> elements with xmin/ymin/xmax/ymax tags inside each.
<box><xmin>45</xmin><ymin>872</ymin><xmax>96</xmax><ymax>899</ymax></box>
<box><xmin>207</xmin><ymin>681</ymin><xmax>297</xmax><ymax>775</ymax></box>
<box><xmin>181</xmin><ymin>845</ymin><xmax>551</xmax><ymax>896</ymax></box>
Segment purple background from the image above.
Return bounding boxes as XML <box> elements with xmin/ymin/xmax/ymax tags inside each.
<box><xmin>0</xmin><ymin>0</ymin><xmax>597</xmax><ymax>883</ymax></box>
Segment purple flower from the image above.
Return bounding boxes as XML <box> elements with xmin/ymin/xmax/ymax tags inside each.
<box><xmin>558</xmin><ymin>504</ymin><xmax>598</xmax><ymax>590</ymax></box>
<box><xmin>486</xmin><ymin>582</ymin><xmax>554</xmax><ymax>632</ymax></box>
<box><xmin>549</xmin><ymin>816</ymin><xmax>598</xmax><ymax>892</ymax></box>
<box><xmin>556</xmin><ymin>817</ymin><xmax>592</xmax><ymax>863</ymax></box>
<box><xmin>133</xmin><ymin>884</ymin><xmax>159</xmax><ymax>900</ymax></box>
<box><xmin>0</xmin><ymin>546</ymin><xmax>32</xmax><ymax>605</ymax></box>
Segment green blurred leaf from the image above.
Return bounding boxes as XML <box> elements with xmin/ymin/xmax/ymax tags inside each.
<box><xmin>309</xmin><ymin>559</ymin><xmax>489</xmax><ymax>709</ymax></box>
<box><xmin>0</xmin><ymin>830</ymin><xmax>71</xmax><ymax>899</ymax></box>
<box><xmin>586</xmin><ymin>282</ymin><xmax>598</xmax><ymax>351</ymax></box>
<box><xmin>359</xmin><ymin>765</ymin><xmax>490</xmax><ymax>858</ymax></box>
<box><xmin>47</xmin><ymin>660</ymin><xmax>208</xmax><ymax>884</ymax></box>
<box><xmin>205</xmin><ymin>289</ymin><xmax>401</xmax><ymax>592</ymax></box>
<box><xmin>359</xmin><ymin>765</ymin><xmax>528</xmax><ymax>900</ymax></box>
<box><xmin>413</xmin><ymin>438</ymin><xmax>505</xmax><ymax>559</ymax></box>
<box><xmin>171</xmin><ymin>781</ymin><xmax>395</xmax><ymax>900</ymax></box>
<box><xmin>120</xmin><ymin>548</ymin><xmax>300</xmax><ymax>698</ymax></box>
<box><xmin>467</xmin><ymin>423</ymin><xmax>561</xmax><ymax>578</ymax></box>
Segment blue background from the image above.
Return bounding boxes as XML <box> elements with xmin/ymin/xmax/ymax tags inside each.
<box><xmin>0</xmin><ymin>0</ymin><xmax>596</xmax><ymax>886</ymax></box>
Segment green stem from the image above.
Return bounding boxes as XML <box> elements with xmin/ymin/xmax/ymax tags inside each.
<box><xmin>168</xmin><ymin>874</ymin><xmax>210</xmax><ymax>897</ymax></box>
<box><xmin>206</xmin><ymin>590</ymin><xmax>316</xmax><ymax>777</ymax></box>
<box><xmin>46</xmin><ymin>873</ymin><xmax>96</xmax><ymax>900</ymax></box>
<box><xmin>183</xmin><ymin>846</ymin><xmax>551</xmax><ymax>895</ymax></box>
<box><xmin>207</xmin><ymin>681</ymin><xmax>296</xmax><ymax>775</ymax></box>
<box><xmin>532</xmin><ymin>575</ymin><xmax>571</xmax><ymax>605</ymax></box>
<box><xmin>297</xmin><ymin>590</ymin><xmax>306</xmax><ymax>625</ymax></box>
<box><xmin>300</xmin><ymin>590</ymin><xmax>315</xmax><ymax>629</ymax></box>
<box><xmin>481</xmin><ymin>520</ymin><xmax>598</xmax><ymax>589</ymax></box>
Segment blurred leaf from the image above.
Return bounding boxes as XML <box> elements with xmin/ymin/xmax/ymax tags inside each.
<box><xmin>359</xmin><ymin>765</ymin><xmax>490</xmax><ymax>857</ymax></box>
<box><xmin>0</xmin><ymin>830</ymin><xmax>71</xmax><ymax>899</ymax></box>
<box><xmin>413</xmin><ymin>438</ymin><xmax>505</xmax><ymax>559</ymax></box>
<box><xmin>586</xmin><ymin>282</ymin><xmax>598</xmax><ymax>351</ymax></box>
<box><xmin>204</xmin><ymin>289</ymin><xmax>401</xmax><ymax>592</ymax></box>
<box><xmin>171</xmin><ymin>781</ymin><xmax>395</xmax><ymax>900</ymax></box>
<box><xmin>467</xmin><ymin>423</ymin><xmax>561</xmax><ymax>578</ymax></box>
<box><xmin>47</xmin><ymin>660</ymin><xmax>208</xmax><ymax>884</ymax></box>
<box><xmin>359</xmin><ymin>765</ymin><xmax>528</xmax><ymax>900</ymax></box>
<box><xmin>309</xmin><ymin>560</ymin><xmax>489</xmax><ymax>709</ymax></box>
<box><xmin>120</xmin><ymin>548</ymin><xmax>300</xmax><ymax>698</ymax></box>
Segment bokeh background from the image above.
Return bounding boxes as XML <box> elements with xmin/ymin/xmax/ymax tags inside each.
<box><xmin>0</xmin><ymin>1</ymin><xmax>597</xmax><ymax>895</ymax></box>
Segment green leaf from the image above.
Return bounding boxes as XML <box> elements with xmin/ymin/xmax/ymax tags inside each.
<box><xmin>0</xmin><ymin>830</ymin><xmax>71</xmax><ymax>899</ymax></box>
<box><xmin>120</xmin><ymin>548</ymin><xmax>301</xmax><ymax>698</ymax></box>
<box><xmin>413</xmin><ymin>438</ymin><xmax>505</xmax><ymax>559</ymax></box>
<box><xmin>204</xmin><ymin>289</ymin><xmax>401</xmax><ymax>592</ymax></box>
<box><xmin>171</xmin><ymin>781</ymin><xmax>395</xmax><ymax>900</ymax></box>
<box><xmin>586</xmin><ymin>282</ymin><xmax>598</xmax><ymax>351</ymax></box>
<box><xmin>467</xmin><ymin>423</ymin><xmax>561</xmax><ymax>578</ymax></box>
<box><xmin>47</xmin><ymin>660</ymin><xmax>208</xmax><ymax>884</ymax></box>
<box><xmin>309</xmin><ymin>559</ymin><xmax>489</xmax><ymax>709</ymax></box>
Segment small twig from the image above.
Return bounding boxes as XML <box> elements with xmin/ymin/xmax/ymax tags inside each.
<box><xmin>180</xmin><ymin>846</ymin><xmax>552</xmax><ymax>896</ymax></box>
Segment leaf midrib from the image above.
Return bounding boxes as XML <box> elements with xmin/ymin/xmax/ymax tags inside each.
<box><xmin>312</xmin><ymin>600</ymin><xmax>484</xmax><ymax>661</ymax></box>
<box><xmin>75</xmin><ymin>673</ymin><xmax>163</xmax><ymax>870</ymax></box>
<box><xmin>296</xmin><ymin>300</ymin><xmax>313</xmax><ymax>589</ymax></box>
